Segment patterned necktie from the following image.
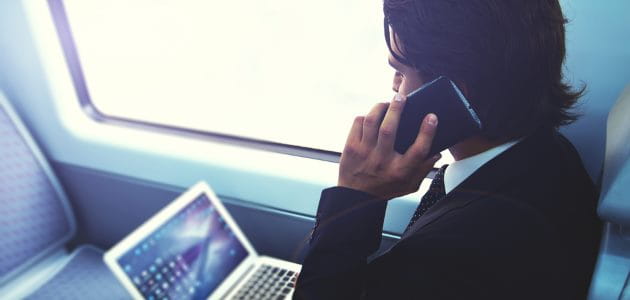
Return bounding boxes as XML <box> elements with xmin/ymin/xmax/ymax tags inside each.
<box><xmin>404</xmin><ymin>164</ymin><xmax>449</xmax><ymax>233</ymax></box>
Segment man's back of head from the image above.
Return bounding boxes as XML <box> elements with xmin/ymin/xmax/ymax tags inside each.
<box><xmin>383</xmin><ymin>0</ymin><xmax>583</xmax><ymax>143</ymax></box>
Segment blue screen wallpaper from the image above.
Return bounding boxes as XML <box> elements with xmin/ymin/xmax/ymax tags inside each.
<box><xmin>118</xmin><ymin>195</ymin><xmax>249</xmax><ymax>300</ymax></box>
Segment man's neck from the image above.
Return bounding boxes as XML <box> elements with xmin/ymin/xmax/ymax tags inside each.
<box><xmin>448</xmin><ymin>136</ymin><xmax>506</xmax><ymax>161</ymax></box>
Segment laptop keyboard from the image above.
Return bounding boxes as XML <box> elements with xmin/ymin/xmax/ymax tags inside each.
<box><xmin>230</xmin><ymin>264</ymin><xmax>299</xmax><ymax>300</ymax></box>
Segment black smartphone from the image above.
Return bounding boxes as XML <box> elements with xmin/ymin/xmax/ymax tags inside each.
<box><xmin>394</xmin><ymin>76</ymin><xmax>483</xmax><ymax>157</ymax></box>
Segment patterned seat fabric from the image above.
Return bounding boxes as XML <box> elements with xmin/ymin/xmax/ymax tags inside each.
<box><xmin>0</xmin><ymin>99</ymin><xmax>129</xmax><ymax>298</ymax></box>
<box><xmin>26</xmin><ymin>246</ymin><xmax>131</xmax><ymax>300</ymax></box>
<box><xmin>0</xmin><ymin>105</ymin><xmax>73</xmax><ymax>281</ymax></box>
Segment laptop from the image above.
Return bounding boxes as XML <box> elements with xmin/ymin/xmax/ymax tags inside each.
<box><xmin>104</xmin><ymin>181</ymin><xmax>302</xmax><ymax>300</ymax></box>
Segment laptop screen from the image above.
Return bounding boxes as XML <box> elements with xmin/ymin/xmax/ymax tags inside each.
<box><xmin>117</xmin><ymin>194</ymin><xmax>249</xmax><ymax>299</ymax></box>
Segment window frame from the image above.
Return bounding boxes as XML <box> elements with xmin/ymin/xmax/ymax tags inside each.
<box><xmin>15</xmin><ymin>0</ymin><xmax>437</xmax><ymax>237</ymax></box>
<box><xmin>47</xmin><ymin>0</ymin><xmax>341</xmax><ymax>163</ymax></box>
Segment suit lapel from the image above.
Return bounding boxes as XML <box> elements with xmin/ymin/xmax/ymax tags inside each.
<box><xmin>401</xmin><ymin>189</ymin><xmax>483</xmax><ymax>239</ymax></box>
<box><xmin>401</xmin><ymin>128</ymin><xmax>554</xmax><ymax>239</ymax></box>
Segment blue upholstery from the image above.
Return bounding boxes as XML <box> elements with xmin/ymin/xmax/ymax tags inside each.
<box><xmin>26</xmin><ymin>246</ymin><xmax>131</xmax><ymax>300</ymax></box>
<box><xmin>0</xmin><ymin>95</ymin><xmax>128</xmax><ymax>298</ymax></box>
<box><xmin>598</xmin><ymin>84</ymin><xmax>630</xmax><ymax>226</ymax></box>
<box><xmin>0</xmin><ymin>101</ymin><xmax>74</xmax><ymax>281</ymax></box>
<box><xmin>589</xmin><ymin>84</ymin><xmax>630</xmax><ymax>299</ymax></box>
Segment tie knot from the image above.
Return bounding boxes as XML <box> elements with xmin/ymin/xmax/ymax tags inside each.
<box><xmin>435</xmin><ymin>164</ymin><xmax>448</xmax><ymax>180</ymax></box>
<box><xmin>404</xmin><ymin>164</ymin><xmax>449</xmax><ymax>233</ymax></box>
<box><xmin>429</xmin><ymin>164</ymin><xmax>448</xmax><ymax>193</ymax></box>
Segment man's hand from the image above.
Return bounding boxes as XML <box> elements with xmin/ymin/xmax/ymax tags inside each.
<box><xmin>338</xmin><ymin>94</ymin><xmax>441</xmax><ymax>200</ymax></box>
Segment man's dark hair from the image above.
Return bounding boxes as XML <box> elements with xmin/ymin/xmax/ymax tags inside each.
<box><xmin>384</xmin><ymin>0</ymin><xmax>583</xmax><ymax>142</ymax></box>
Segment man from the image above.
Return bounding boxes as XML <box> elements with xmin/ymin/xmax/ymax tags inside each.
<box><xmin>294</xmin><ymin>0</ymin><xmax>601</xmax><ymax>299</ymax></box>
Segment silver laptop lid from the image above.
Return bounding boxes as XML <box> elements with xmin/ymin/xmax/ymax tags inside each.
<box><xmin>105</xmin><ymin>181</ymin><xmax>259</xmax><ymax>299</ymax></box>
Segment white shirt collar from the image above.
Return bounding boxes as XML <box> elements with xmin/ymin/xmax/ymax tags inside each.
<box><xmin>443</xmin><ymin>140</ymin><xmax>520</xmax><ymax>194</ymax></box>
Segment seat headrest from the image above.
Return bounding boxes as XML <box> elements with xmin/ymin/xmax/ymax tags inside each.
<box><xmin>598</xmin><ymin>84</ymin><xmax>630</xmax><ymax>226</ymax></box>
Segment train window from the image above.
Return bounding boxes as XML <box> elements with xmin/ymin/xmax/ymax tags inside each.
<box><xmin>51</xmin><ymin>0</ymin><xmax>454</xmax><ymax>164</ymax></box>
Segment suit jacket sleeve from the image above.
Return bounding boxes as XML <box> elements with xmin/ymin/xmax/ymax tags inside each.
<box><xmin>293</xmin><ymin>186</ymin><xmax>388</xmax><ymax>300</ymax></box>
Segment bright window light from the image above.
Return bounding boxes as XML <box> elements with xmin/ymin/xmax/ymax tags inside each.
<box><xmin>61</xmin><ymin>0</ymin><xmax>453</xmax><ymax>164</ymax></box>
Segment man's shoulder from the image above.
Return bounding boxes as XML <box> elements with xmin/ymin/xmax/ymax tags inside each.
<box><xmin>453</xmin><ymin>128</ymin><xmax>597</xmax><ymax>212</ymax></box>
<box><xmin>401</xmin><ymin>128</ymin><xmax>598</xmax><ymax>252</ymax></box>
<box><xmin>411</xmin><ymin>191</ymin><xmax>553</xmax><ymax>240</ymax></box>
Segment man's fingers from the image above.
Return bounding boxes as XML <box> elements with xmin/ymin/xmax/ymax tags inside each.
<box><xmin>362</xmin><ymin>102</ymin><xmax>389</xmax><ymax>147</ymax></box>
<box><xmin>376</xmin><ymin>93</ymin><xmax>406</xmax><ymax>153</ymax></box>
<box><xmin>345</xmin><ymin>116</ymin><xmax>364</xmax><ymax>146</ymax></box>
<box><xmin>404</xmin><ymin>113</ymin><xmax>439</xmax><ymax>164</ymax></box>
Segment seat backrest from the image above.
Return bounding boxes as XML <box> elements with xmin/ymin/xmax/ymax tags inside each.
<box><xmin>0</xmin><ymin>92</ymin><xmax>76</xmax><ymax>284</ymax></box>
<box><xmin>588</xmin><ymin>84</ymin><xmax>630</xmax><ymax>299</ymax></box>
<box><xmin>598</xmin><ymin>84</ymin><xmax>630</xmax><ymax>224</ymax></box>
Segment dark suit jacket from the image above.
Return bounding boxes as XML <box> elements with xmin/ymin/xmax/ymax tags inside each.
<box><xmin>294</xmin><ymin>128</ymin><xmax>601</xmax><ymax>300</ymax></box>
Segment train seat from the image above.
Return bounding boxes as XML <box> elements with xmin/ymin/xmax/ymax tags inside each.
<box><xmin>588</xmin><ymin>83</ymin><xmax>630</xmax><ymax>299</ymax></box>
<box><xmin>0</xmin><ymin>92</ymin><xmax>129</xmax><ymax>299</ymax></box>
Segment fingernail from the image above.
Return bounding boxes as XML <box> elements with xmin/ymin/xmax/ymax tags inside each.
<box><xmin>394</xmin><ymin>93</ymin><xmax>403</xmax><ymax>102</ymax></box>
<box><xmin>426</xmin><ymin>113</ymin><xmax>438</xmax><ymax>126</ymax></box>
